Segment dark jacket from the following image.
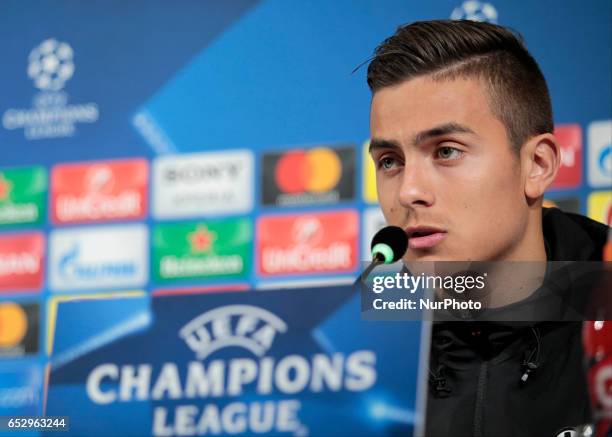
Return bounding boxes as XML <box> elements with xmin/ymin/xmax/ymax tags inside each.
<box><xmin>424</xmin><ymin>208</ymin><xmax>609</xmax><ymax>437</ymax></box>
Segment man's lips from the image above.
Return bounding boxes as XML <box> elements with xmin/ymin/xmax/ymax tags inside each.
<box><xmin>404</xmin><ymin>227</ymin><xmax>447</xmax><ymax>250</ymax></box>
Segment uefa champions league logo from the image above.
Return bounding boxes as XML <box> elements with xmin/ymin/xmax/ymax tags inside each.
<box><xmin>451</xmin><ymin>1</ymin><xmax>498</xmax><ymax>23</ymax></box>
<box><xmin>179</xmin><ymin>305</ymin><xmax>288</xmax><ymax>359</ymax></box>
<box><xmin>1</xmin><ymin>38</ymin><xmax>98</xmax><ymax>140</ymax></box>
<box><xmin>27</xmin><ymin>39</ymin><xmax>75</xmax><ymax>92</ymax></box>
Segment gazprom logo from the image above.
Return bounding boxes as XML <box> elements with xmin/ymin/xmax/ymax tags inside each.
<box><xmin>599</xmin><ymin>146</ymin><xmax>611</xmax><ymax>176</ymax></box>
<box><xmin>59</xmin><ymin>244</ymin><xmax>137</xmax><ymax>281</ymax></box>
<box><xmin>588</xmin><ymin>120</ymin><xmax>612</xmax><ymax>188</ymax></box>
<box><xmin>49</xmin><ymin>225</ymin><xmax>148</xmax><ymax>291</ymax></box>
<box><xmin>179</xmin><ymin>305</ymin><xmax>288</xmax><ymax>360</ymax></box>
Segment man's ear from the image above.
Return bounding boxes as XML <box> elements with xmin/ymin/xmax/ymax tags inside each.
<box><xmin>521</xmin><ymin>133</ymin><xmax>561</xmax><ymax>200</ymax></box>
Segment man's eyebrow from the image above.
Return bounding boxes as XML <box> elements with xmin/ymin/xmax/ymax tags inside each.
<box><xmin>368</xmin><ymin>138</ymin><xmax>402</xmax><ymax>154</ymax></box>
<box><xmin>412</xmin><ymin>122</ymin><xmax>476</xmax><ymax>145</ymax></box>
<box><xmin>369</xmin><ymin>122</ymin><xmax>476</xmax><ymax>154</ymax></box>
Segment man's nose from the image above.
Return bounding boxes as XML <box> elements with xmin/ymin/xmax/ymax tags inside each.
<box><xmin>398</xmin><ymin>160</ymin><xmax>434</xmax><ymax>208</ymax></box>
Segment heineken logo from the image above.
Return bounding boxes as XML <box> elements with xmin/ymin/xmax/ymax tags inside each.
<box><xmin>0</xmin><ymin>167</ymin><xmax>46</xmax><ymax>226</ymax></box>
<box><xmin>188</xmin><ymin>226</ymin><xmax>215</xmax><ymax>254</ymax></box>
<box><xmin>179</xmin><ymin>305</ymin><xmax>287</xmax><ymax>360</ymax></box>
<box><xmin>154</xmin><ymin>219</ymin><xmax>252</xmax><ymax>282</ymax></box>
<box><xmin>0</xmin><ymin>174</ymin><xmax>12</xmax><ymax>201</ymax></box>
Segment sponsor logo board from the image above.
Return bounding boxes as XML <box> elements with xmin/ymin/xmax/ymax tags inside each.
<box><xmin>552</xmin><ymin>124</ymin><xmax>582</xmax><ymax>189</ymax></box>
<box><xmin>0</xmin><ymin>302</ymin><xmax>39</xmax><ymax>357</ymax></box>
<box><xmin>363</xmin><ymin>140</ymin><xmax>378</xmax><ymax>203</ymax></box>
<box><xmin>0</xmin><ymin>365</ymin><xmax>42</xmax><ymax>415</ymax></box>
<box><xmin>0</xmin><ymin>233</ymin><xmax>44</xmax><ymax>292</ymax></box>
<box><xmin>587</xmin><ymin>191</ymin><xmax>612</xmax><ymax>226</ymax></box>
<box><xmin>49</xmin><ymin>224</ymin><xmax>148</xmax><ymax>291</ymax></box>
<box><xmin>257</xmin><ymin>210</ymin><xmax>359</xmax><ymax>276</ymax></box>
<box><xmin>51</xmin><ymin>159</ymin><xmax>148</xmax><ymax>224</ymax></box>
<box><xmin>153</xmin><ymin>150</ymin><xmax>253</xmax><ymax>219</ymax></box>
<box><xmin>153</xmin><ymin>218</ymin><xmax>252</xmax><ymax>283</ymax></box>
<box><xmin>588</xmin><ymin>120</ymin><xmax>612</xmax><ymax>188</ymax></box>
<box><xmin>0</xmin><ymin>166</ymin><xmax>47</xmax><ymax>227</ymax></box>
<box><xmin>262</xmin><ymin>146</ymin><xmax>355</xmax><ymax>206</ymax></box>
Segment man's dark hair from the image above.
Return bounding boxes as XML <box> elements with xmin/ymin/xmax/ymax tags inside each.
<box><xmin>367</xmin><ymin>20</ymin><xmax>553</xmax><ymax>151</ymax></box>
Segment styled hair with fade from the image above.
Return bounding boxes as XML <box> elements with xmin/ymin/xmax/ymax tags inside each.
<box><xmin>367</xmin><ymin>20</ymin><xmax>554</xmax><ymax>151</ymax></box>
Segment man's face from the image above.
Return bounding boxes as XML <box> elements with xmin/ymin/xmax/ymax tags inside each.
<box><xmin>370</xmin><ymin>76</ymin><xmax>529</xmax><ymax>262</ymax></box>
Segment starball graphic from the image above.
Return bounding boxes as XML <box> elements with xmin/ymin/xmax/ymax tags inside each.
<box><xmin>2</xmin><ymin>38</ymin><xmax>99</xmax><ymax>140</ymax></box>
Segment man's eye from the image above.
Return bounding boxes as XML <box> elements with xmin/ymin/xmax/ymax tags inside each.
<box><xmin>436</xmin><ymin>147</ymin><xmax>463</xmax><ymax>160</ymax></box>
<box><xmin>378</xmin><ymin>156</ymin><xmax>398</xmax><ymax>170</ymax></box>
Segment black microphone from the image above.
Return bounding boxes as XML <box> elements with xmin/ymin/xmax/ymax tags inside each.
<box><xmin>356</xmin><ymin>226</ymin><xmax>409</xmax><ymax>284</ymax></box>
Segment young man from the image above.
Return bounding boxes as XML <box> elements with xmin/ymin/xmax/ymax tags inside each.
<box><xmin>366</xmin><ymin>20</ymin><xmax>609</xmax><ymax>436</ymax></box>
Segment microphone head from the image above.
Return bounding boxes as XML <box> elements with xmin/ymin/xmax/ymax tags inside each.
<box><xmin>370</xmin><ymin>226</ymin><xmax>408</xmax><ymax>264</ymax></box>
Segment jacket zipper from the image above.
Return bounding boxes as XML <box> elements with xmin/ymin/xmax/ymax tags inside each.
<box><xmin>472</xmin><ymin>360</ymin><xmax>488</xmax><ymax>437</ymax></box>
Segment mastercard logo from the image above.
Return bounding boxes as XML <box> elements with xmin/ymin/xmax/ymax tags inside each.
<box><xmin>274</xmin><ymin>148</ymin><xmax>342</xmax><ymax>194</ymax></box>
<box><xmin>0</xmin><ymin>302</ymin><xmax>28</xmax><ymax>348</ymax></box>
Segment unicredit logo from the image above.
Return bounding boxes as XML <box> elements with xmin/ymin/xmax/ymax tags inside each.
<box><xmin>52</xmin><ymin>160</ymin><xmax>147</xmax><ymax>224</ymax></box>
<box><xmin>274</xmin><ymin>148</ymin><xmax>341</xmax><ymax>194</ymax></box>
<box><xmin>56</xmin><ymin>166</ymin><xmax>140</xmax><ymax>221</ymax></box>
<box><xmin>179</xmin><ymin>305</ymin><xmax>287</xmax><ymax>360</ymax></box>
<box><xmin>0</xmin><ymin>253</ymin><xmax>40</xmax><ymax>276</ymax></box>
<box><xmin>85</xmin><ymin>166</ymin><xmax>115</xmax><ymax>193</ymax></box>
<box><xmin>261</xmin><ymin>217</ymin><xmax>352</xmax><ymax>274</ymax></box>
<box><xmin>560</xmin><ymin>145</ymin><xmax>576</xmax><ymax>167</ymax></box>
<box><xmin>291</xmin><ymin>217</ymin><xmax>324</xmax><ymax>245</ymax></box>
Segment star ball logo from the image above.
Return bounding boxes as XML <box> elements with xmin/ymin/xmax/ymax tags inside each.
<box><xmin>188</xmin><ymin>225</ymin><xmax>216</xmax><ymax>254</ymax></box>
<box><xmin>451</xmin><ymin>1</ymin><xmax>498</xmax><ymax>23</ymax></box>
<box><xmin>27</xmin><ymin>38</ymin><xmax>75</xmax><ymax>92</ymax></box>
<box><xmin>2</xmin><ymin>38</ymin><xmax>99</xmax><ymax>140</ymax></box>
<box><xmin>262</xmin><ymin>146</ymin><xmax>355</xmax><ymax>206</ymax></box>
